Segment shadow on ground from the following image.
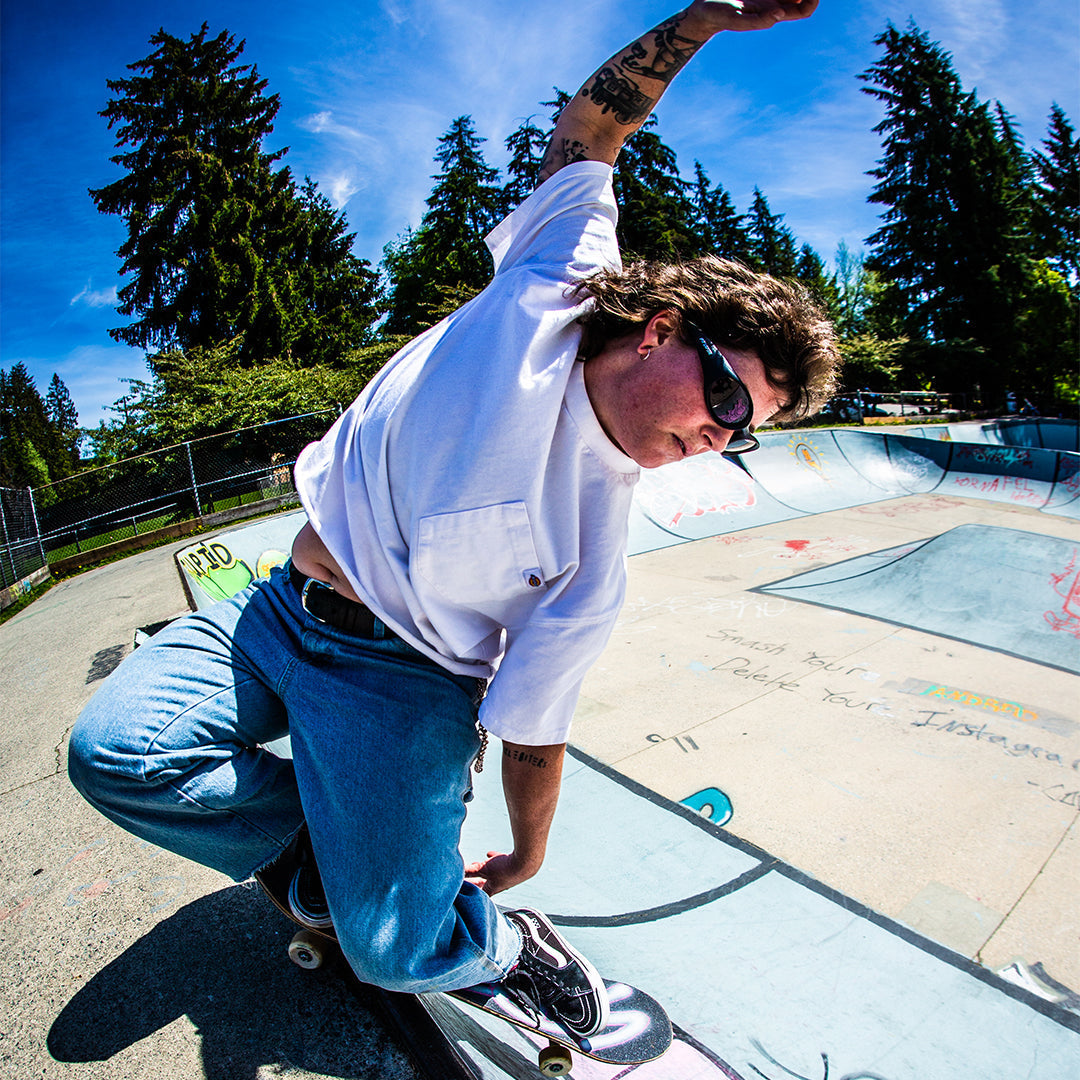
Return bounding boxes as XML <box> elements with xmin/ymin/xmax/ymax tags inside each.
<box><xmin>47</xmin><ymin>883</ymin><xmax>419</xmax><ymax>1080</ymax></box>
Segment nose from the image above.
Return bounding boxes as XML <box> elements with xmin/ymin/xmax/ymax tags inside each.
<box><xmin>699</xmin><ymin>424</ymin><xmax>728</xmax><ymax>454</ymax></box>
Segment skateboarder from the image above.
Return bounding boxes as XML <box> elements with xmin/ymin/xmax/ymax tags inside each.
<box><xmin>69</xmin><ymin>0</ymin><xmax>834</xmax><ymax>1040</ymax></box>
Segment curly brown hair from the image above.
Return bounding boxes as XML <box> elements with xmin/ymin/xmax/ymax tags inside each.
<box><xmin>575</xmin><ymin>255</ymin><xmax>841</xmax><ymax>422</ymax></box>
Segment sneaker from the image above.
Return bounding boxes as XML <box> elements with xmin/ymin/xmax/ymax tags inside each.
<box><xmin>255</xmin><ymin>824</ymin><xmax>336</xmax><ymax>937</ymax></box>
<box><xmin>500</xmin><ymin>908</ymin><xmax>609</xmax><ymax>1038</ymax></box>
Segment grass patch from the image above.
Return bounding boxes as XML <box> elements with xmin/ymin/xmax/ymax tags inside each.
<box><xmin>0</xmin><ymin>578</ymin><xmax>56</xmax><ymax>626</ymax></box>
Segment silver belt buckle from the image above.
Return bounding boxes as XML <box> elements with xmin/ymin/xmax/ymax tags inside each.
<box><xmin>301</xmin><ymin>577</ymin><xmax>330</xmax><ymax>622</ymax></box>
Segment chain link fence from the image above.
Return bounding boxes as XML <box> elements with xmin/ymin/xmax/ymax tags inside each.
<box><xmin>1</xmin><ymin>409</ymin><xmax>337</xmax><ymax>592</ymax></box>
<box><xmin>0</xmin><ymin>487</ymin><xmax>47</xmax><ymax>592</ymax></box>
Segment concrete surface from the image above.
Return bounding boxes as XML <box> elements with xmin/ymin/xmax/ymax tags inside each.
<box><xmin>3</xmin><ymin>423</ymin><xmax>1078</xmax><ymax>1078</ymax></box>
<box><xmin>440</xmin><ymin>750</ymin><xmax>1078</xmax><ymax>1078</ymax></box>
<box><xmin>0</xmin><ymin>541</ymin><xmax>422</xmax><ymax>1080</ymax></box>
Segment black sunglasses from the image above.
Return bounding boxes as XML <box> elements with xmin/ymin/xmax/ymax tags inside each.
<box><xmin>685</xmin><ymin>323</ymin><xmax>760</xmax><ymax>455</ymax></box>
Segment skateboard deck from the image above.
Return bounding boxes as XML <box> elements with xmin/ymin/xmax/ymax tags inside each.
<box><xmin>445</xmin><ymin>978</ymin><xmax>672</xmax><ymax>1077</ymax></box>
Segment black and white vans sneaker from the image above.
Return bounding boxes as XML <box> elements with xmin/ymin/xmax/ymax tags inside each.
<box><xmin>500</xmin><ymin>908</ymin><xmax>609</xmax><ymax>1038</ymax></box>
<box><xmin>255</xmin><ymin>824</ymin><xmax>336</xmax><ymax>936</ymax></box>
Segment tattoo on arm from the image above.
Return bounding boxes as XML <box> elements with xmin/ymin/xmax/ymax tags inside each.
<box><xmin>584</xmin><ymin>14</ymin><xmax>703</xmax><ymax>127</ymax></box>
<box><xmin>538</xmin><ymin>137</ymin><xmax>590</xmax><ymax>181</ymax></box>
<box><xmin>504</xmin><ymin>746</ymin><xmax>548</xmax><ymax>769</ymax></box>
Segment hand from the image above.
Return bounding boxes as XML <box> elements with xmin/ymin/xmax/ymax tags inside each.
<box><xmin>688</xmin><ymin>0</ymin><xmax>819</xmax><ymax>35</ymax></box>
<box><xmin>464</xmin><ymin>851</ymin><xmax>540</xmax><ymax>896</ymax></box>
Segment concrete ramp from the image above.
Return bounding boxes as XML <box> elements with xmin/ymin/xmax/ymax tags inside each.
<box><xmin>758</xmin><ymin>525</ymin><xmax>1080</xmax><ymax>675</ymax></box>
<box><xmin>904</xmin><ymin>418</ymin><xmax>1080</xmax><ymax>452</ymax></box>
<box><xmin>435</xmin><ymin>749</ymin><xmax>1080</xmax><ymax>1080</ymax></box>
<box><xmin>628</xmin><ymin>426</ymin><xmax>1080</xmax><ymax>554</ymax></box>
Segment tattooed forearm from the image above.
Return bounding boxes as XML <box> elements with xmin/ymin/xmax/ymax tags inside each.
<box><xmin>623</xmin><ymin>18</ymin><xmax>704</xmax><ymax>84</ymax></box>
<box><xmin>504</xmin><ymin>746</ymin><xmax>549</xmax><ymax>769</ymax></box>
<box><xmin>538</xmin><ymin>137</ymin><xmax>591</xmax><ymax>182</ymax></box>
<box><xmin>583</xmin><ymin>14</ymin><xmax>704</xmax><ymax>126</ymax></box>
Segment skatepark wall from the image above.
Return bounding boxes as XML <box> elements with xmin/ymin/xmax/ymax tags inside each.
<box><xmin>172</xmin><ymin>425</ymin><xmax>1080</xmax><ymax>606</ymax></box>
<box><xmin>628</xmin><ymin>425</ymin><xmax>1080</xmax><ymax>555</ymax></box>
<box><xmin>900</xmin><ymin>417</ymin><xmax>1079</xmax><ymax>451</ymax></box>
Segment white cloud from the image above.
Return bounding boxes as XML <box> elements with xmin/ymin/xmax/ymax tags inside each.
<box><xmin>23</xmin><ymin>344</ymin><xmax>149</xmax><ymax>428</ymax></box>
<box><xmin>299</xmin><ymin>110</ymin><xmax>333</xmax><ymax>133</ymax></box>
<box><xmin>327</xmin><ymin>172</ymin><xmax>363</xmax><ymax>208</ymax></box>
<box><xmin>70</xmin><ymin>281</ymin><xmax>117</xmax><ymax>309</ymax></box>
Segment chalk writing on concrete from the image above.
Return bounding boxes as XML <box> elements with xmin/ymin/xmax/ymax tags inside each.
<box><xmin>803</xmin><ymin>652</ymin><xmax>880</xmax><ymax>680</ymax></box>
<box><xmin>891</xmin><ymin>677</ymin><xmax>1075</xmax><ymax>737</ymax></box>
<box><xmin>1026</xmin><ymin>781</ymin><xmax>1080</xmax><ymax>808</ymax></box>
<box><xmin>647</xmin><ymin>732</ymin><xmax>700</xmax><ymax>753</ymax></box>
<box><xmin>617</xmin><ymin>594</ymin><xmax>791</xmax><ymax>634</ymax></box>
<box><xmin>948</xmin><ymin>474</ymin><xmax>1044</xmax><ymax>506</ymax></box>
<box><xmin>713</xmin><ymin>657</ymin><xmax>802</xmax><ymax>693</ymax></box>
<box><xmin>910</xmin><ymin>712</ymin><xmax>1079</xmax><ymax>770</ymax></box>
<box><xmin>737</xmin><ymin>536</ymin><xmax>868</xmax><ymax>562</ymax></box>
<box><xmin>918</xmin><ymin>684</ymin><xmax>1036</xmax><ymax>722</ymax></box>
<box><xmin>706</xmin><ymin>629</ymin><xmax>789</xmax><ymax>656</ymax></box>
<box><xmin>819</xmin><ymin>688</ymin><xmax>893</xmax><ymax>717</ymax></box>
<box><xmin>1045</xmin><ymin>547</ymin><xmax>1080</xmax><ymax>640</ymax></box>
<box><xmin>854</xmin><ymin>497</ymin><xmax>962</xmax><ymax>518</ymax></box>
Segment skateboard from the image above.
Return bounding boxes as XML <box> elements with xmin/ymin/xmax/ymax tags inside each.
<box><xmin>445</xmin><ymin>977</ymin><xmax>672</xmax><ymax>1077</ymax></box>
<box><xmin>274</xmin><ymin>920</ymin><xmax>671</xmax><ymax>1077</ymax></box>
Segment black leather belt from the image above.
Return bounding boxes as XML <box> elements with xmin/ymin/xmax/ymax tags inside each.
<box><xmin>289</xmin><ymin>562</ymin><xmax>379</xmax><ymax>637</ymax></box>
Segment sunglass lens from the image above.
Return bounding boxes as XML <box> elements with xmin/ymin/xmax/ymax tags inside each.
<box><xmin>723</xmin><ymin>429</ymin><xmax>760</xmax><ymax>454</ymax></box>
<box><xmin>708</xmin><ymin>378</ymin><xmax>753</xmax><ymax>427</ymax></box>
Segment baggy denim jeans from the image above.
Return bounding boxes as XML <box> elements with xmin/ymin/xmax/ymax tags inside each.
<box><xmin>67</xmin><ymin>562</ymin><xmax>521</xmax><ymax>992</ymax></box>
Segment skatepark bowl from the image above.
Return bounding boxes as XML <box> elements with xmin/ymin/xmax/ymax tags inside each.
<box><xmin>3</xmin><ymin>418</ymin><xmax>1077</xmax><ymax>1080</ymax></box>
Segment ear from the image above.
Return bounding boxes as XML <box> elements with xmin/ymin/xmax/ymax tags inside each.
<box><xmin>639</xmin><ymin>309</ymin><xmax>682</xmax><ymax>354</ymax></box>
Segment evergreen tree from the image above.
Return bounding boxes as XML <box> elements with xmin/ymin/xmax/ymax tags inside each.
<box><xmin>382</xmin><ymin>116</ymin><xmax>504</xmax><ymax>335</ymax></box>
<box><xmin>0</xmin><ymin>363</ymin><xmax>52</xmax><ymax>487</ymax></box>
<box><xmin>860</xmin><ymin>23</ymin><xmax>966</xmax><ymax>340</ymax></box>
<box><xmin>690</xmin><ymin>162</ymin><xmax>752</xmax><ymax>262</ymax></box>
<box><xmin>860</xmin><ymin>22</ymin><xmax>1038</xmax><ymax>403</ymax></box>
<box><xmin>44</xmin><ymin>374</ymin><xmax>81</xmax><ymax>475</ymax></box>
<box><xmin>503</xmin><ymin>116</ymin><xmax>550</xmax><ymax>207</ymax></box>
<box><xmin>613</xmin><ymin>119</ymin><xmax>698</xmax><ymax>259</ymax></box>
<box><xmin>746</xmin><ymin>188</ymin><xmax>798</xmax><ymax>276</ymax></box>
<box><xmin>795</xmin><ymin>244</ymin><xmax>837</xmax><ymax>309</ymax></box>
<box><xmin>89</xmin><ymin>24</ymin><xmax>378</xmax><ymax>366</ymax></box>
<box><xmin>1031</xmin><ymin>104</ymin><xmax>1080</xmax><ymax>283</ymax></box>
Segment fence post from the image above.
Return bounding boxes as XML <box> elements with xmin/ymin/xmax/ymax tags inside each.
<box><xmin>27</xmin><ymin>487</ymin><xmax>47</xmax><ymax>566</ymax></box>
<box><xmin>185</xmin><ymin>441</ymin><xmax>201</xmax><ymax>516</ymax></box>
<box><xmin>0</xmin><ymin>493</ymin><xmax>16</xmax><ymax>586</ymax></box>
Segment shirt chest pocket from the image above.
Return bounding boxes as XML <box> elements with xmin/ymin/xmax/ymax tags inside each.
<box><xmin>415</xmin><ymin>502</ymin><xmax>547</xmax><ymax>605</ymax></box>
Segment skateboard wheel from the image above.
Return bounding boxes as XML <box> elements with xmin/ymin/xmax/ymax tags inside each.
<box><xmin>288</xmin><ymin>929</ymin><xmax>327</xmax><ymax>970</ymax></box>
<box><xmin>538</xmin><ymin>1042</ymin><xmax>572</xmax><ymax>1076</ymax></box>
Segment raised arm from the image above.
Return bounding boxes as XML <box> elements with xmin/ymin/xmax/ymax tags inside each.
<box><xmin>538</xmin><ymin>0</ymin><xmax>819</xmax><ymax>184</ymax></box>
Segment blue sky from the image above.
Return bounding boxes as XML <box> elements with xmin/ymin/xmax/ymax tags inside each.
<box><xmin>2</xmin><ymin>0</ymin><xmax>1077</xmax><ymax>427</ymax></box>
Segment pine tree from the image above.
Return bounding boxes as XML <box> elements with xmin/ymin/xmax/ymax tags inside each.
<box><xmin>746</xmin><ymin>189</ymin><xmax>798</xmax><ymax>276</ymax></box>
<box><xmin>690</xmin><ymin>162</ymin><xmax>752</xmax><ymax>263</ymax></box>
<box><xmin>1031</xmin><ymin>104</ymin><xmax>1080</xmax><ymax>283</ymax></box>
<box><xmin>613</xmin><ymin>119</ymin><xmax>698</xmax><ymax>259</ymax></box>
<box><xmin>89</xmin><ymin>24</ymin><xmax>378</xmax><ymax>366</ymax></box>
<box><xmin>44</xmin><ymin>374</ymin><xmax>82</xmax><ymax>476</ymax></box>
<box><xmin>860</xmin><ymin>23</ymin><xmax>966</xmax><ymax>340</ymax></box>
<box><xmin>859</xmin><ymin>22</ymin><xmax>1039</xmax><ymax>402</ymax></box>
<box><xmin>503</xmin><ymin>116</ymin><xmax>550</xmax><ymax>207</ymax></box>
<box><xmin>0</xmin><ymin>364</ymin><xmax>52</xmax><ymax>487</ymax></box>
<box><xmin>382</xmin><ymin>116</ymin><xmax>504</xmax><ymax>335</ymax></box>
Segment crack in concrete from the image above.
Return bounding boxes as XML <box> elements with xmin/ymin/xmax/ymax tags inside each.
<box><xmin>976</xmin><ymin>809</ymin><xmax>1079</xmax><ymax>968</ymax></box>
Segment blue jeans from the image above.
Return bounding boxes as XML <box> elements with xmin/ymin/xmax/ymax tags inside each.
<box><xmin>68</xmin><ymin>562</ymin><xmax>520</xmax><ymax>992</ymax></box>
